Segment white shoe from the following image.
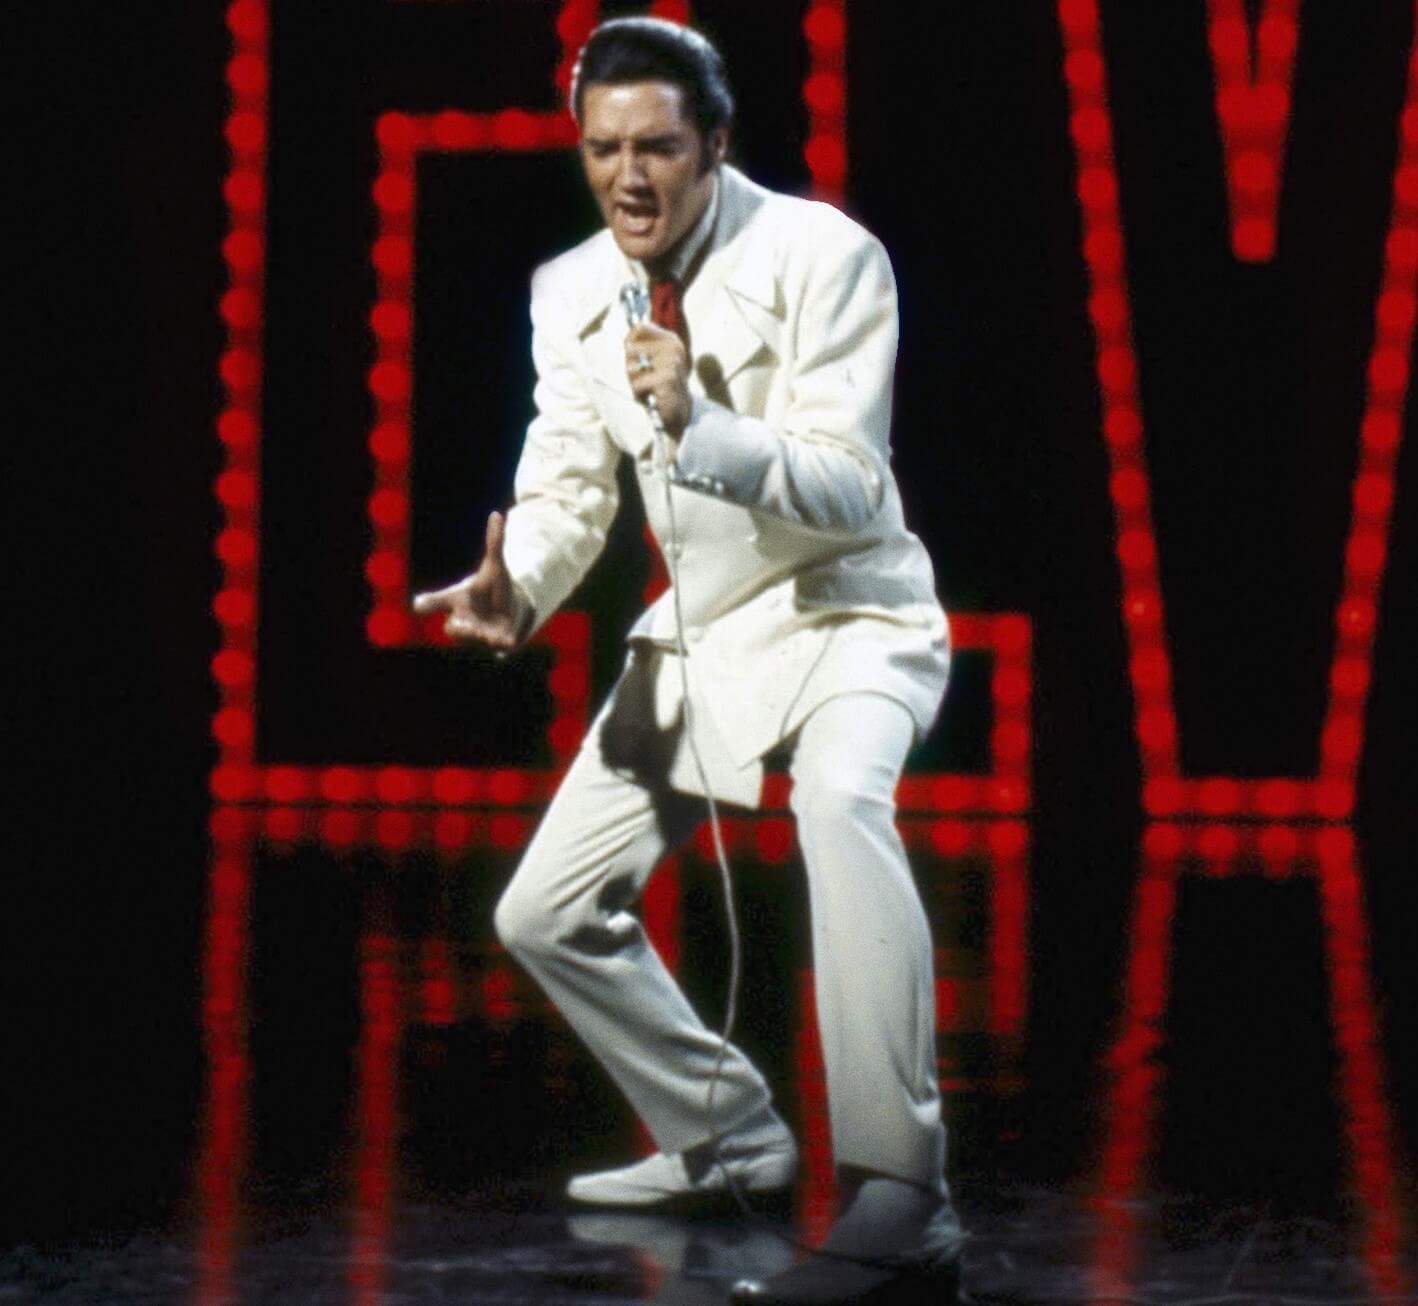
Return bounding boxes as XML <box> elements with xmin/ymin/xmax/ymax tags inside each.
<box><xmin>566</xmin><ymin>1109</ymin><xmax>798</xmax><ymax>1211</ymax></box>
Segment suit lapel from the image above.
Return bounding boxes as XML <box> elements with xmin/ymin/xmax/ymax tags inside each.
<box><xmin>570</xmin><ymin>243</ymin><xmax>657</xmax><ymax>456</ymax></box>
<box><xmin>580</xmin><ymin>292</ymin><xmax>633</xmax><ymax>402</ymax></box>
<box><xmin>690</xmin><ymin>168</ymin><xmax>781</xmax><ymax>388</ymax></box>
<box><xmin>573</xmin><ymin>237</ymin><xmax>630</xmax><ymax>392</ymax></box>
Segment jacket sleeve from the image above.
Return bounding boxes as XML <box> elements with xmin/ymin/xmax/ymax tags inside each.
<box><xmin>670</xmin><ymin>223</ymin><xmax>896</xmax><ymax>533</ymax></box>
<box><xmin>500</xmin><ymin>274</ymin><xmax>621</xmax><ymax>635</ymax></box>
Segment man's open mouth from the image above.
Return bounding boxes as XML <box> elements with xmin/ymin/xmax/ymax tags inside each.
<box><xmin>615</xmin><ymin>200</ymin><xmax>660</xmax><ymax>237</ymax></box>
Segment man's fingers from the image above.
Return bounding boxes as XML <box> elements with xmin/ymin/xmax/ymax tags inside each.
<box><xmin>626</xmin><ymin>322</ymin><xmax>673</xmax><ymax>346</ymax></box>
<box><xmin>625</xmin><ymin>339</ymin><xmax>665</xmax><ymax>368</ymax></box>
<box><xmin>412</xmin><ymin>583</ymin><xmax>461</xmax><ymax>614</ymax></box>
<box><xmin>444</xmin><ymin>610</ymin><xmax>514</xmax><ymax>651</ymax></box>
<box><xmin>413</xmin><ymin>513</ymin><xmax>507</xmax><ymax>614</ymax></box>
<box><xmin>484</xmin><ymin>510</ymin><xmax>506</xmax><ymax>563</ymax></box>
<box><xmin>624</xmin><ymin>335</ymin><xmax>685</xmax><ymax>385</ymax></box>
<box><xmin>415</xmin><ymin>584</ymin><xmax>478</xmax><ymax>626</ymax></box>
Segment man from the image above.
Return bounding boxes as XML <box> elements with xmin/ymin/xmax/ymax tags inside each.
<box><xmin>414</xmin><ymin>18</ymin><xmax>965</xmax><ymax>1305</ymax></box>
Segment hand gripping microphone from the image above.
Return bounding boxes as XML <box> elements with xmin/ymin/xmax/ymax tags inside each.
<box><xmin>620</xmin><ymin>282</ymin><xmax>674</xmax><ymax>476</ymax></box>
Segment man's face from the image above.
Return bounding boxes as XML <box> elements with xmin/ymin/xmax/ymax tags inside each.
<box><xmin>579</xmin><ymin>81</ymin><xmax>726</xmax><ymax>267</ymax></box>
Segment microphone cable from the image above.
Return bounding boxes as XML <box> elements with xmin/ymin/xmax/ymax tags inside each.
<box><xmin>624</xmin><ymin>284</ymin><xmax>945</xmax><ymax>1276</ymax></box>
<box><xmin>621</xmin><ymin>284</ymin><xmax>745</xmax><ymax>1169</ymax></box>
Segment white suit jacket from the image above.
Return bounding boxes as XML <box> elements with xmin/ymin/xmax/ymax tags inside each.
<box><xmin>502</xmin><ymin>165</ymin><xmax>949</xmax><ymax>805</ymax></box>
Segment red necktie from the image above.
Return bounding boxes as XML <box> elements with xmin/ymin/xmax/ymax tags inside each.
<box><xmin>650</xmin><ymin>277</ymin><xmax>689</xmax><ymax>352</ymax></box>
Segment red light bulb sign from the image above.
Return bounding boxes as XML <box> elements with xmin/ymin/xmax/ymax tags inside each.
<box><xmin>209</xmin><ymin>9</ymin><xmax>1040</xmax><ymax>1166</ymax></box>
<box><xmin>1058</xmin><ymin>3</ymin><xmax>1412</xmax><ymax>1298</ymax></box>
<box><xmin>365</xmin><ymin>0</ymin><xmax>850</xmax><ymax>655</ymax></box>
<box><xmin>1207</xmin><ymin>0</ymin><xmax>1300</xmax><ymax>262</ymax></box>
<box><xmin>1060</xmin><ymin>0</ymin><xmax>1415</xmax><ymax>822</ymax></box>
<box><xmin>211</xmin><ymin>0</ymin><xmax>269</xmax><ymax>797</ymax></box>
<box><xmin>212</xmin><ymin>0</ymin><xmax>1035</xmax><ymax>817</ymax></box>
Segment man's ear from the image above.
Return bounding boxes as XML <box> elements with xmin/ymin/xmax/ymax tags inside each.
<box><xmin>710</xmin><ymin>127</ymin><xmax>729</xmax><ymax>167</ymax></box>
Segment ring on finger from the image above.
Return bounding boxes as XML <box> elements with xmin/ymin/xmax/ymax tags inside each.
<box><xmin>635</xmin><ymin>351</ymin><xmax>652</xmax><ymax>373</ymax></box>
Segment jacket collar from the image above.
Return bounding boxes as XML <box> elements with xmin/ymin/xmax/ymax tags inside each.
<box><xmin>573</xmin><ymin>166</ymin><xmax>780</xmax><ymax>456</ymax></box>
<box><xmin>572</xmin><ymin>165</ymin><xmax>777</xmax><ymax>340</ymax></box>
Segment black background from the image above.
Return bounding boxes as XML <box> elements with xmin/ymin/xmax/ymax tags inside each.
<box><xmin>13</xmin><ymin>0</ymin><xmax>1416</xmax><ymax>1246</ymax></box>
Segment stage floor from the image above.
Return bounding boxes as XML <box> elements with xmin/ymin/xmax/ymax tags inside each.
<box><xmin>7</xmin><ymin>820</ymin><xmax>1416</xmax><ymax>1304</ymax></box>
<box><xmin>7</xmin><ymin>1182</ymin><xmax>1410</xmax><ymax>1304</ymax></box>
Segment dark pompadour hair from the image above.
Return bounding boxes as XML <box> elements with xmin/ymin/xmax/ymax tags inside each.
<box><xmin>570</xmin><ymin>17</ymin><xmax>734</xmax><ymax>140</ymax></box>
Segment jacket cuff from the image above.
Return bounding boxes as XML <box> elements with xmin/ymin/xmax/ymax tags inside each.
<box><xmin>670</xmin><ymin>398</ymin><xmax>772</xmax><ymax>502</ymax></box>
<box><xmin>670</xmin><ymin>397</ymin><xmax>885</xmax><ymax>532</ymax></box>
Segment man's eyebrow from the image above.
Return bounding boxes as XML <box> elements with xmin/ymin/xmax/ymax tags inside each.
<box><xmin>583</xmin><ymin>133</ymin><xmax>687</xmax><ymax>149</ymax></box>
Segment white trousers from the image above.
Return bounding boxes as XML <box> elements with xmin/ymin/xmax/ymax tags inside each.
<box><xmin>494</xmin><ymin>688</ymin><xmax>947</xmax><ymax>1193</ymax></box>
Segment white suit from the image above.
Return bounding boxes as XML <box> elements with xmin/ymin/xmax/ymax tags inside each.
<box><xmin>502</xmin><ymin>165</ymin><xmax>948</xmax><ymax>804</ymax></box>
<box><xmin>494</xmin><ymin>164</ymin><xmax>953</xmax><ymax>1194</ymax></box>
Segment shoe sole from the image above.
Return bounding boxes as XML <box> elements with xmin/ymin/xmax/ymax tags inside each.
<box><xmin>565</xmin><ymin>1185</ymin><xmax>794</xmax><ymax>1219</ymax></box>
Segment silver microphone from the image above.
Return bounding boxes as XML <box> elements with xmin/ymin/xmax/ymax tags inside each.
<box><xmin>620</xmin><ymin>281</ymin><xmax>650</xmax><ymax>326</ymax></box>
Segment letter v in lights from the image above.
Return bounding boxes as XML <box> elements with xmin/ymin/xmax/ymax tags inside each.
<box><xmin>1058</xmin><ymin>0</ymin><xmax>1417</xmax><ymax>822</ymax></box>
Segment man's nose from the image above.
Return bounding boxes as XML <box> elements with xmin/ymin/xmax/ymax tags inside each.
<box><xmin>614</xmin><ymin>146</ymin><xmax>648</xmax><ymax>188</ymax></box>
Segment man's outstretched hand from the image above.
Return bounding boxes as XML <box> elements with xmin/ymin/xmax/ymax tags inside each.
<box><xmin>412</xmin><ymin>511</ymin><xmax>526</xmax><ymax>652</ymax></box>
